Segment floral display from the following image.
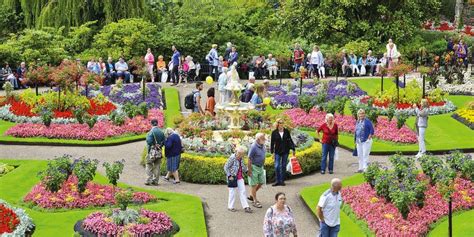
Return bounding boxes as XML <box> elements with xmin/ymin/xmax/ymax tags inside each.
<box><xmin>354</xmin><ymin>96</ymin><xmax>456</xmax><ymax>116</ymax></box>
<box><xmin>0</xmin><ymin>199</ymin><xmax>35</xmax><ymax>236</ymax></box>
<box><xmin>436</xmin><ymin>78</ymin><xmax>474</xmax><ymax>96</ymax></box>
<box><xmin>78</xmin><ymin>209</ymin><xmax>177</xmax><ymax>236</ymax></box>
<box><xmin>285</xmin><ymin>108</ymin><xmax>418</xmax><ymax>143</ymax></box>
<box><xmin>23</xmin><ymin>175</ymin><xmax>156</xmax><ymax>209</ymax></box>
<box><xmin>5</xmin><ymin>109</ymin><xmax>164</xmax><ymax>140</ymax></box>
<box><xmin>87</xmin><ymin>82</ymin><xmax>163</xmax><ymax>108</ymax></box>
<box><xmin>452</xmin><ymin>106</ymin><xmax>474</xmax><ymax>130</ymax></box>
<box><xmin>0</xmin><ymin>163</ymin><xmax>15</xmax><ymax>177</ymax></box>
<box><xmin>342</xmin><ymin>177</ymin><xmax>473</xmax><ymax>236</ymax></box>
<box><xmin>267</xmin><ymin>80</ymin><xmax>366</xmax><ymax>109</ymax></box>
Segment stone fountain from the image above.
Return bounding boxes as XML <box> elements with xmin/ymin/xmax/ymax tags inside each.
<box><xmin>215</xmin><ymin>64</ymin><xmax>254</xmax><ymax>129</ymax></box>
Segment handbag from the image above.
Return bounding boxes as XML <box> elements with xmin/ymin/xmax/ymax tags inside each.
<box><xmin>352</xmin><ymin>145</ymin><xmax>358</xmax><ymax>157</ymax></box>
<box><xmin>147</xmin><ymin>130</ymin><xmax>162</xmax><ymax>163</ymax></box>
<box><xmin>331</xmin><ymin>138</ymin><xmax>339</xmax><ymax>147</ymax></box>
<box><xmin>227</xmin><ymin>176</ymin><xmax>238</xmax><ymax>188</ymax></box>
<box><xmin>289</xmin><ymin>156</ymin><xmax>303</xmax><ymax>175</ymax></box>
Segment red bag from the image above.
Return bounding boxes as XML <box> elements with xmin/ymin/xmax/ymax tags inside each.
<box><xmin>289</xmin><ymin>156</ymin><xmax>302</xmax><ymax>175</ymax></box>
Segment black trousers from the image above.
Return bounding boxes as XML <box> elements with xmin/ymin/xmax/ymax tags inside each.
<box><xmin>171</xmin><ymin>65</ymin><xmax>179</xmax><ymax>84</ymax></box>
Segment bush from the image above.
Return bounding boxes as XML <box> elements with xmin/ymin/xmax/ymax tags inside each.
<box><xmin>72</xmin><ymin>158</ymin><xmax>99</xmax><ymax>193</ymax></box>
<box><xmin>38</xmin><ymin>155</ymin><xmax>73</xmax><ymax>192</ymax></box>
<box><xmin>140</xmin><ymin>142</ymin><xmax>322</xmax><ymax>184</ymax></box>
<box><xmin>363</xmin><ymin>163</ymin><xmax>381</xmax><ymax>187</ymax></box>
<box><xmin>374</xmin><ymin>170</ymin><xmax>395</xmax><ymax>201</ymax></box>
<box><xmin>103</xmin><ymin>160</ymin><xmax>125</xmax><ymax>186</ymax></box>
<box><xmin>418</xmin><ymin>155</ymin><xmax>445</xmax><ymax>184</ymax></box>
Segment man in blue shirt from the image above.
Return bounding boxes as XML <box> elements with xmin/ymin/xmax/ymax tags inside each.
<box><xmin>145</xmin><ymin>119</ymin><xmax>165</xmax><ymax>185</ymax></box>
<box><xmin>228</xmin><ymin>46</ymin><xmax>239</xmax><ymax>65</ymax></box>
<box><xmin>366</xmin><ymin>50</ymin><xmax>377</xmax><ymax>76</ymax></box>
<box><xmin>207</xmin><ymin>44</ymin><xmax>219</xmax><ymax>80</ymax></box>
<box><xmin>171</xmin><ymin>45</ymin><xmax>181</xmax><ymax>86</ymax></box>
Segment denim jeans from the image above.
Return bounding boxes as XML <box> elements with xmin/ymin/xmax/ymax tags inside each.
<box><xmin>319</xmin><ymin>222</ymin><xmax>340</xmax><ymax>237</ymax></box>
<box><xmin>116</xmin><ymin>71</ymin><xmax>130</xmax><ymax>83</ymax></box>
<box><xmin>294</xmin><ymin>63</ymin><xmax>302</xmax><ymax>72</ymax></box>
<box><xmin>274</xmin><ymin>153</ymin><xmax>289</xmax><ymax>184</ymax></box>
<box><xmin>321</xmin><ymin>144</ymin><xmax>336</xmax><ymax>172</ymax></box>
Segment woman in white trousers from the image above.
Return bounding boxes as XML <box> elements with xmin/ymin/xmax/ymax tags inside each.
<box><xmin>415</xmin><ymin>99</ymin><xmax>429</xmax><ymax>158</ymax></box>
<box><xmin>224</xmin><ymin>146</ymin><xmax>253</xmax><ymax>213</ymax></box>
<box><xmin>354</xmin><ymin>109</ymin><xmax>374</xmax><ymax>172</ymax></box>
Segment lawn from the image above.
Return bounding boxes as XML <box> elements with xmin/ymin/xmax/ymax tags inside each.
<box><xmin>300</xmin><ymin>174</ymin><xmax>474</xmax><ymax>237</ymax></box>
<box><xmin>0</xmin><ymin>87</ymin><xmax>180</xmax><ymax>146</ymax></box>
<box><xmin>0</xmin><ymin>159</ymin><xmax>207</xmax><ymax>237</ymax></box>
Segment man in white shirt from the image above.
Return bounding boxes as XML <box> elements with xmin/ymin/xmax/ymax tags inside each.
<box><xmin>317</xmin><ymin>178</ymin><xmax>343</xmax><ymax>237</ymax></box>
<box><xmin>115</xmin><ymin>57</ymin><xmax>131</xmax><ymax>83</ymax></box>
<box><xmin>264</xmin><ymin>54</ymin><xmax>278</xmax><ymax>80</ymax></box>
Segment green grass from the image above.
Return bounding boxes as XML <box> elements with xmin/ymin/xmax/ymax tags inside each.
<box><xmin>300</xmin><ymin>174</ymin><xmax>369</xmax><ymax>236</ymax></box>
<box><xmin>300</xmin><ymin>173</ymin><xmax>474</xmax><ymax>236</ymax></box>
<box><xmin>0</xmin><ymin>88</ymin><xmax>180</xmax><ymax>145</ymax></box>
<box><xmin>0</xmin><ymin>159</ymin><xmax>206</xmax><ymax>237</ymax></box>
<box><xmin>163</xmin><ymin>87</ymin><xmax>181</xmax><ymax>128</ymax></box>
<box><xmin>428</xmin><ymin>210</ymin><xmax>474</xmax><ymax>237</ymax></box>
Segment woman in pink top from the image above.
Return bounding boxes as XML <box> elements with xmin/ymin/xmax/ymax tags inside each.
<box><xmin>145</xmin><ymin>48</ymin><xmax>155</xmax><ymax>82</ymax></box>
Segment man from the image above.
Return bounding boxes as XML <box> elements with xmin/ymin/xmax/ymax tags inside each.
<box><xmin>265</xmin><ymin>54</ymin><xmax>278</xmax><ymax>80</ymax></box>
<box><xmin>293</xmin><ymin>43</ymin><xmax>304</xmax><ymax>72</ymax></box>
<box><xmin>115</xmin><ymin>57</ymin><xmax>131</xmax><ymax>83</ymax></box>
<box><xmin>224</xmin><ymin>42</ymin><xmax>232</xmax><ymax>61</ymax></box>
<box><xmin>247</xmin><ymin>133</ymin><xmax>266</xmax><ymax>209</ymax></box>
<box><xmin>218</xmin><ymin>67</ymin><xmax>229</xmax><ymax>104</ymax></box>
<box><xmin>145</xmin><ymin>119</ymin><xmax>165</xmax><ymax>186</ymax></box>
<box><xmin>87</xmin><ymin>58</ymin><xmax>101</xmax><ymax>75</ymax></box>
<box><xmin>16</xmin><ymin>62</ymin><xmax>27</xmax><ymax>89</ymax></box>
<box><xmin>192</xmin><ymin>81</ymin><xmax>205</xmax><ymax>114</ymax></box>
<box><xmin>207</xmin><ymin>44</ymin><xmax>219</xmax><ymax>80</ymax></box>
<box><xmin>317</xmin><ymin>178</ymin><xmax>343</xmax><ymax>237</ymax></box>
<box><xmin>105</xmin><ymin>57</ymin><xmax>116</xmax><ymax>84</ymax></box>
<box><xmin>366</xmin><ymin>50</ymin><xmax>377</xmax><ymax>76</ymax></box>
<box><xmin>246</xmin><ymin>76</ymin><xmax>256</xmax><ymax>90</ymax></box>
<box><xmin>228</xmin><ymin>46</ymin><xmax>239</xmax><ymax>65</ymax></box>
<box><xmin>1</xmin><ymin>63</ymin><xmax>17</xmax><ymax>89</ymax></box>
<box><xmin>270</xmin><ymin>119</ymin><xmax>295</xmax><ymax>186</ymax></box>
<box><xmin>171</xmin><ymin>45</ymin><xmax>181</xmax><ymax>85</ymax></box>
<box><xmin>348</xmin><ymin>51</ymin><xmax>359</xmax><ymax>76</ymax></box>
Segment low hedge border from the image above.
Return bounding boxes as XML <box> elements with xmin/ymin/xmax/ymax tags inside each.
<box><xmin>141</xmin><ymin>141</ymin><xmax>322</xmax><ymax>184</ymax></box>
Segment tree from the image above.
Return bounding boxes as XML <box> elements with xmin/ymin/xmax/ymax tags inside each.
<box><xmin>454</xmin><ymin>0</ymin><xmax>463</xmax><ymax>28</ymax></box>
<box><xmin>92</xmin><ymin>18</ymin><xmax>159</xmax><ymax>59</ymax></box>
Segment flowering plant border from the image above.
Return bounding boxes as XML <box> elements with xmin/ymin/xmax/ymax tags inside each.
<box><xmin>353</xmin><ymin>96</ymin><xmax>456</xmax><ymax>116</ymax></box>
<box><xmin>0</xmin><ymin>199</ymin><xmax>35</xmax><ymax>236</ymax></box>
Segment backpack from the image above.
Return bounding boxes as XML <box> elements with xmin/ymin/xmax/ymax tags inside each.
<box><xmin>185</xmin><ymin>91</ymin><xmax>197</xmax><ymax>109</ymax></box>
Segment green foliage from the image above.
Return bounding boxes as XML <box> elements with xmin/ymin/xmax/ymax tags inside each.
<box><xmin>0</xmin><ymin>6</ymin><xmax>25</xmax><ymax>41</ymax></box>
<box><xmin>39</xmin><ymin>107</ymin><xmax>53</xmax><ymax>127</ymax></box>
<box><xmin>334</xmin><ymin>97</ymin><xmax>347</xmax><ymax>115</ymax></box>
<box><xmin>387</xmin><ymin>103</ymin><xmax>396</xmax><ymax>122</ymax></box>
<box><xmin>388</xmin><ymin>178</ymin><xmax>417</xmax><ymax>219</ymax></box>
<box><xmin>38</xmin><ymin>155</ymin><xmax>73</xmax><ymax>192</ymax></box>
<box><xmin>84</xmin><ymin>113</ymin><xmax>98</xmax><ymax>129</ymax></box>
<box><xmin>109</xmin><ymin>110</ymin><xmax>126</xmax><ymax>126</ymax></box>
<box><xmin>2</xmin><ymin>82</ymin><xmax>13</xmax><ymax>98</ymax></box>
<box><xmin>298</xmin><ymin>94</ymin><xmax>316</xmax><ymax>114</ymax></box>
<box><xmin>418</xmin><ymin>155</ymin><xmax>445</xmax><ymax>184</ymax></box>
<box><xmin>103</xmin><ymin>160</ymin><xmax>125</xmax><ymax>186</ymax></box>
<box><xmin>111</xmin><ymin>208</ymin><xmax>139</xmax><ymax>225</ymax></box>
<box><xmin>395</xmin><ymin>112</ymin><xmax>409</xmax><ymax>129</ymax></box>
<box><xmin>138</xmin><ymin>102</ymin><xmax>149</xmax><ymax>118</ymax></box>
<box><xmin>0</xmin><ymin>163</ymin><xmax>15</xmax><ymax>177</ymax></box>
<box><xmin>363</xmin><ymin>163</ymin><xmax>381</xmax><ymax>187</ymax></box>
<box><xmin>92</xmin><ymin>18</ymin><xmax>158</xmax><ymax>59</ymax></box>
<box><xmin>445</xmin><ymin>151</ymin><xmax>474</xmax><ymax>181</ymax></box>
<box><xmin>72</xmin><ymin>158</ymin><xmax>98</xmax><ymax>193</ymax></box>
<box><xmin>115</xmin><ymin>189</ymin><xmax>133</xmax><ymax>211</ymax></box>
<box><xmin>374</xmin><ymin>169</ymin><xmax>395</xmax><ymax>202</ymax></box>
<box><xmin>342</xmin><ymin>40</ymin><xmax>371</xmax><ymax>56</ymax></box>
<box><xmin>389</xmin><ymin>153</ymin><xmax>416</xmax><ymax>180</ymax></box>
<box><xmin>73</xmin><ymin>108</ymin><xmax>86</xmax><ymax>124</ymax></box>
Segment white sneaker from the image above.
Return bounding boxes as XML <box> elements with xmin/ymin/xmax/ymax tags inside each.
<box><xmin>415</xmin><ymin>153</ymin><xmax>422</xmax><ymax>158</ymax></box>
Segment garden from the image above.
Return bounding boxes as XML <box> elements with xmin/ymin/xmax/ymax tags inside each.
<box><xmin>0</xmin><ymin>158</ymin><xmax>206</xmax><ymax>236</ymax></box>
<box><xmin>302</xmin><ymin>152</ymin><xmax>474</xmax><ymax>236</ymax></box>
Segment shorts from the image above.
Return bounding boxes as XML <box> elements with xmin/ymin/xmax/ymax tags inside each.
<box><xmin>248</xmin><ymin>164</ymin><xmax>265</xmax><ymax>186</ymax></box>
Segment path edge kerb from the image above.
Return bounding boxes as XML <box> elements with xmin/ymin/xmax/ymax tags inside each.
<box><xmin>299</xmin><ymin>194</ymin><xmax>321</xmax><ymax>227</ymax></box>
<box><xmin>337</xmin><ymin>143</ymin><xmax>474</xmax><ymax>155</ymax></box>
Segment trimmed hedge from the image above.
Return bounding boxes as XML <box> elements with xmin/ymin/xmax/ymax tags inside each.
<box><xmin>141</xmin><ymin>142</ymin><xmax>322</xmax><ymax>184</ymax></box>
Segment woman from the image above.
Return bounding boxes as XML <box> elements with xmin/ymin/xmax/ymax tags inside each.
<box><xmin>414</xmin><ymin>99</ymin><xmax>429</xmax><ymax>158</ymax></box>
<box><xmin>145</xmin><ymin>48</ymin><xmax>155</xmax><ymax>82</ymax></box>
<box><xmin>376</xmin><ymin>53</ymin><xmax>388</xmax><ymax>75</ymax></box>
<box><xmin>205</xmin><ymin>87</ymin><xmax>216</xmax><ymax>116</ymax></box>
<box><xmin>250</xmin><ymin>85</ymin><xmax>266</xmax><ymax>111</ymax></box>
<box><xmin>358</xmin><ymin>54</ymin><xmax>367</xmax><ymax>76</ymax></box>
<box><xmin>224</xmin><ymin>146</ymin><xmax>253</xmax><ymax>213</ymax></box>
<box><xmin>354</xmin><ymin>109</ymin><xmax>374</xmax><ymax>173</ymax></box>
<box><xmin>263</xmin><ymin>192</ymin><xmax>298</xmax><ymax>237</ymax></box>
<box><xmin>270</xmin><ymin>119</ymin><xmax>295</xmax><ymax>186</ymax></box>
<box><xmin>316</xmin><ymin>113</ymin><xmax>339</xmax><ymax>175</ymax></box>
<box><xmin>98</xmin><ymin>57</ymin><xmax>106</xmax><ymax>75</ymax></box>
<box><xmin>164</xmin><ymin>128</ymin><xmax>182</xmax><ymax>184</ymax></box>
<box><xmin>156</xmin><ymin>55</ymin><xmax>167</xmax><ymax>82</ymax></box>
<box><xmin>386</xmin><ymin>38</ymin><xmax>400</xmax><ymax>69</ymax></box>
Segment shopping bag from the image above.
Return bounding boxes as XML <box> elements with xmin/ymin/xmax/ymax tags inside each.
<box><xmin>263</xmin><ymin>169</ymin><xmax>267</xmax><ymax>186</ymax></box>
<box><xmin>289</xmin><ymin>156</ymin><xmax>303</xmax><ymax>175</ymax></box>
<box><xmin>335</xmin><ymin>147</ymin><xmax>339</xmax><ymax>161</ymax></box>
<box><xmin>286</xmin><ymin>161</ymin><xmax>292</xmax><ymax>173</ymax></box>
<box><xmin>161</xmin><ymin>71</ymin><xmax>168</xmax><ymax>83</ymax></box>
<box><xmin>360</xmin><ymin>65</ymin><xmax>366</xmax><ymax>76</ymax></box>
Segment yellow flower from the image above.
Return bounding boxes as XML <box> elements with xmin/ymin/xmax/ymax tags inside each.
<box><xmin>463</xmin><ymin>195</ymin><xmax>472</xmax><ymax>203</ymax></box>
<box><xmin>34</xmin><ymin>194</ymin><xmax>42</xmax><ymax>200</ymax></box>
<box><xmin>83</xmin><ymin>189</ymin><xmax>91</xmax><ymax>196</ymax></box>
<box><xmin>95</xmin><ymin>194</ymin><xmax>104</xmax><ymax>199</ymax></box>
<box><xmin>400</xmin><ymin>225</ymin><xmax>408</xmax><ymax>231</ymax></box>
<box><xmin>65</xmin><ymin>195</ymin><xmax>75</xmax><ymax>203</ymax></box>
<box><xmin>460</xmin><ymin>190</ymin><xmax>467</xmax><ymax>196</ymax></box>
<box><xmin>49</xmin><ymin>197</ymin><xmax>59</xmax><ymax>202</ymax></box>
<box><xmin>370</xmin><ymin>197</ymin><xmax>379</xmax><ymax>203</ymax></box>
<box><xmin>384</xmin><ymin>213</ymin><xmax>394</xmax><ymax>219</ymax></box>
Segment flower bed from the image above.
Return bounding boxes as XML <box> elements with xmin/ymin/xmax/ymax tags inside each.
<box><xmin>0</xmin><ymin>163</ymin><xmax>15</xmax><ymax>177</ymax></box>
<box><xmin>0</xmin><ymin>199</ymin><xmax>35</xmax><ymax>236</ymax></box>
<box><xmin>432</xmin><ymin>78</ymin><xmax>474</xmax><ymax>96</ymax></box>
<box><xmin>75</xmin><ymin>209</ymin><xmax>178</xmax><ymax>236</ymax></box>
<box><xmin>23</xmin><ymin>175</ymin><xmax>156</xmax><ymax>209</ymax></box>
<box><xmin>267</xmin><ymin>80</ymin><xmax>366</xmax><ymax>109</ymax></box>
<box><xmin>285</xmin><ymin>108</ymin><xmax>418</xmax><ymax>143</ymax></box>
<box><xmin>88</xmin><ymin>82</ymin><xmax>163</xmax><ymax>108</ymax></box>
<box><xmin>5</xmin><ymin>109</ymin><xmax>163</xmax><ymax>140</ymax></box>
<box><xmin>354</xmin><ymin>96</ymin><xmax>456</xmax><ymax>116</ymax></box>
<box><xmin>452</xmin><ymin>107</ymin><xmax>474</xmax><ymax>130</ymax></box>
<box><xmin>342</xmin><ymin>177</ymin><xmax>473</xmax><ymax>236</ymax></box>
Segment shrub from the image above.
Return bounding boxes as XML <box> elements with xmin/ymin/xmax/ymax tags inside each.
<box><xmin>72</xmin><ymin>158</ymin><xmax>98</xmax><ymax>193</ymax></box>
<box><xmin>445</xmin><ymin>151</ymin><xmax>474</xmax><ymax>181</ymax></box>
<box><xmin>374</xmin><ymin>170</ymin><xmax>395</xmax><ymax>201</ymax></box>
<box><xmin>39</xmin><ymin>108</ymin><xmax>53</xmax><ymax>127</ymax></box>
<box><xmin>103</xmin><ymin>160</ymin><xmax>125</xmax><ymax>186</ymax></box>
<box><xmin>395</xmin><ymin>112</ymin><xmax>408</xmax><ymax>129</ymax></box>
<box><xmin>298</xmin><ymin>94</ymin><xmax>316</xmax><ymax>114</ymax></box>
<box><xmin>418</xmin><ymin>155</ymin><xmax>444</xmax><ymax>184</ymax></box>
<box><xmin>140</xmin><ymin>142</ymin><xmax>321</xmax><ymax>184</ymax></box>
<box><xmin>138</xmin><ymin>102</ymin><xmax>149</xmax><ymax>118</ymax></box>
<box><xmin>363</xmin><ymin>163</ymin><xmax>381</xmax><ymax>187</ymax></box>
<box><xmin>73</xmin><ymin>108</ymin><xmax>86</xmax><ymax>124</ymax></box>
<box><xmin>38</xmin><ymin>155</ymin><xmax>73</xmax><ymax>192</ymax></box>
<box><xmin>109</xmin><ymin>110</ymin><xmax>126</xmax><ymax>126</ymax></box>
<box><xmin>84</xmin><ymin>114</ymin><xmax>98</xmax><ymax>129</ymax></box>
<box><xmin>389</xmin><ymin>153</ymin><xmax>416</xmax><ymax>180</ymax></box>
<box><xmin>115</xmin><ymin>189</ymin><xmax>134</xmax><ymax>211</ymax></box>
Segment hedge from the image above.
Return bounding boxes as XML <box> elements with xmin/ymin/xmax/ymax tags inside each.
<box><xmin>141</xmin><ymin>142</ymin><xmax>322</xmax><ymax>184</ymax></box>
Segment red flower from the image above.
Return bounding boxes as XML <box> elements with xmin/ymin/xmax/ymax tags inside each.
<box><xmin>0</xmin><ymin>204</ymin><xmax>20</xmax><ymax>234</ymax></box>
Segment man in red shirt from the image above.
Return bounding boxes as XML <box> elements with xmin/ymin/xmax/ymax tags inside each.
<box><xmin>293</xmin><ymin>43</ymin><xmax>305</xmax><ymax>72</ymax></box>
